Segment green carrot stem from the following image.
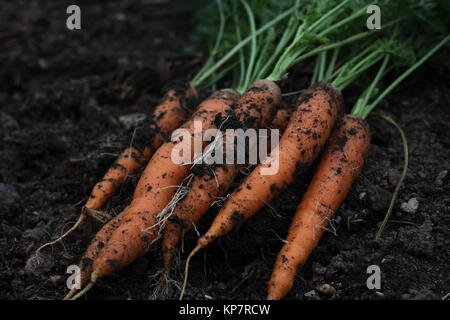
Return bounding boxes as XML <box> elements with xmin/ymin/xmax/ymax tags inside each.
<box><xmin>190</xmin><ymin>0</ymin><xmax>225</xmax><ymax>88</ymax></box>
<box><xmin>240</xmin><ymin>0</ymin><xmax>258</xmax><ymax>92</ymax></box>
<box><xmin>191</xmin><ymin>5</ymin><xmax>298</xmax><ymax>88</ymax></box>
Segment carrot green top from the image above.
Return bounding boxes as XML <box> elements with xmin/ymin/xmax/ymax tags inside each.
<box><xmin>188</xmin><ymin>0</ymin><xmax>449</xmax><ymax>96</ymax></box>
<box><xmin>190</xmin><ymin>0</ymin><xmax>386</xmax><ymax>93</ymax></box>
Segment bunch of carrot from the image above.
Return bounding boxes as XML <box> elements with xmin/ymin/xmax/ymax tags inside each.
<box><xmin>36</xmin><ymin>0</ymin><xmax>449</xmax><ymax>300</ymax></box>
<box><xmin>178</xmin><ymin>1</ymin><xmax>449</xmax><ymax>300</ymax></box>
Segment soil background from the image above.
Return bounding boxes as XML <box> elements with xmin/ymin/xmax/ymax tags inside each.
<box><xmin>1</xmin><ymin>0</ymin><xmax>449</xmax><ymax>300</ymax></box>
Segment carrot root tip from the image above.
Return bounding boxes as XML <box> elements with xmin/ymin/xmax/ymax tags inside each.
<box><xmin>63</xmin><ymin>288</ymin><xmax>78</xmax><ymax>300</ymax></box>
<box><xmin>70</xmin><ymin>273</ymin><xmax>98</xmax><ymax>300</ymax></box>
<box><xmin>179</xmin><ymin>244</ymin><xmax>202</xmax><ymax>300</ymax></box>
<box><xmin>149</xmin><ymin>272</ymin><xmax>172</xmax><ymax>300</ymax></box>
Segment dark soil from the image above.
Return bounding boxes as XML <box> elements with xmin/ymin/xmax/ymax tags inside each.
<box><xmin>1</xmin><ymin>1</ymin><xmax>449</xmax><ymax>300</ymax></box>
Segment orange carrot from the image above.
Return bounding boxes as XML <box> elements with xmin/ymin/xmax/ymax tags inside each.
<box><xmin>67</xmin><ymin>88</ymin><xmax>240</xmax><ymax>298</ymax></box>
<box><xmin>161</xmin><ymin>105</ymin><xmax>290</xmax><ymax>276</ymax></box>
<box><xmin>36</xmin><ymin>85</ymin><xmax>196</xmax><ymax>257</ymax></box>
<box><xmin>190</xmin><ymin>83</ymin><xmax>343</xmax><ymax>257</ymax></box>
<box><xmin>267</xmin><ymin>114</ymin><xmax>370</xmax><ymax>299</ymax></box>
<box><xmin>85</xmin><ymin>85</ymin><xmax>197</xmax><ymax>210</ymax></box>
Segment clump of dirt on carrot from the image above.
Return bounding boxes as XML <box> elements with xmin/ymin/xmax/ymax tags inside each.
<box><xmin>64</xmin><ymin>88</ymin><xmax>239</xmax><ymax>299</ymax></box>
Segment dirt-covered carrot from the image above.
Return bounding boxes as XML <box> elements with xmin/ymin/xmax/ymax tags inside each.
<box><xmin>160</xmin><ymin>105</ymin><xmax>290</xmax><ymax>278</ymax></box>
<box><xmin>85</xmin><ymin>85</ymin><xmax>197</xmax><ymax>210</ymax></box>
<box><xmin>65</xmin><ymin>88</ymin><xmax>239</xmax><ymax>298</ymax></box>
<box><xmin>267</xmin><ymin>35</ymin><xmax>450</xmax><ymax>300</ymax></box>
<box><xmin>35</xmin><ymin>86</ymin><xmax>196</xmax><ymax>257</ymax></box>
<box><xmin>267</xmin><ymin>115</ymin><xmax>370</xmax><ymax>299</ymax></box>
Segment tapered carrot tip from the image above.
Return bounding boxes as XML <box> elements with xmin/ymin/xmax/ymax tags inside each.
<box><xmin>69</xmin><ymin>272</ymin><xmax>98</xmax><ymax>300</ymax></box>
<box><xmin>35</xmin><ymin>213</ymin><xmax>87</xmax><ymax>257</ymax></box>
<box><xmin>63</xmin><ymin>288</ymin><xmax>78</xmax><ymax>300</ymax></box>
<box><xmin>179</xmin><ymin>243</ymin><xmax>204</xmax><ymax>300</ymax></box>
<box><xmin>267</xmin><ymin>275</ymin><xmax>293</xmax><ymax>300</ymax></box>
<box><xmin>251</xmin><ymin>80</ymin><xmax>282</xmax><ymax>104</ymax></box>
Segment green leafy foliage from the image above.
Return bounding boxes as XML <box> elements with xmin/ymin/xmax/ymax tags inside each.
<box><xmin>176</xmin><ymin>0</ymin><xmax>448</xmax><ymax>91</ymax></box>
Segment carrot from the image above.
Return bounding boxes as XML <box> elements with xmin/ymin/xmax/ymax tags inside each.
<box><xmin>85</xmin><ymin>85</ymin><xmax>197</xmax><ymax>210</ymax></box>
<box><xmin>267</xmin><ymin>114</ymin><xmax>370</xmax><ymax>299</ymax></box>
<box><xmin>36</xmin><ymin>85</ymin><xmax>196</xmax><ymax>256</ymax></box>
<box><xmin>66</xmin><ymin>88</ymin><xmax>240</xmax><ymax>298</ymax></box>
<box><xmin>161</xmin><ymin>102</ymin><xmax>290</xmax><ymax>279</ymax></box>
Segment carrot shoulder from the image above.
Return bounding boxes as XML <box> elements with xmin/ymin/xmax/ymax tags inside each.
<box><xmin>267</xmin><ymin>114</ymin><xmax>371</xmax><ymax>300</ymax></box>
<box><xmin>197</xmin><ymin>82</ymin><xmax>343</xmax><ymax>249</ymax></box>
